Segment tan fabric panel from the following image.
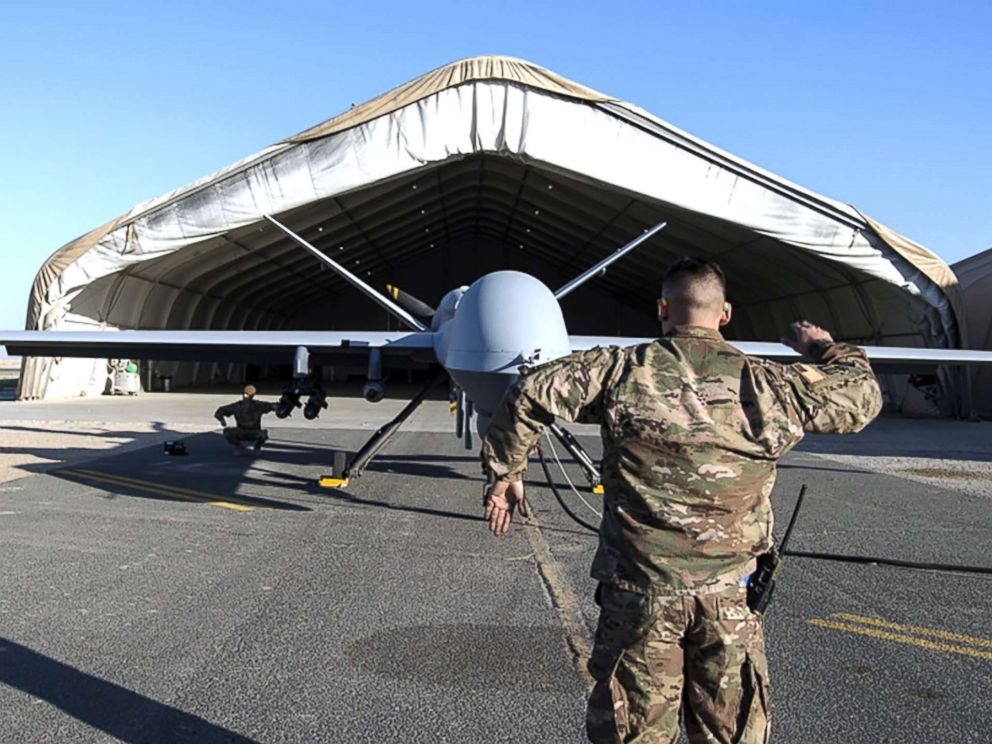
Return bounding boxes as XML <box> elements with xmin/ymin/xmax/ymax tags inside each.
<box><xmin>25</xmin><ymin>217</ymin><xmax>125</xmax><ymax>331</ymax></box>
<box><xmin>19</xmin><ymin>217</ymin><xmax>128</xmax><ymax>399</ymax></box>
<box><xmin>862</xmin><ymin>214</ymin><xmax>967</xmax><ymax>344</ymax></box>
<box><xmin>286</xmin><ymin>55</ymin><xmax>614</xmax><ymax>144</ymax></box>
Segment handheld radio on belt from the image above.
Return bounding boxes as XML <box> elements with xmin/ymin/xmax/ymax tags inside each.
<box><xmin>747</xmin><ymin>483</ymin><xmax>806</xmax><ymax>615</ymax></box>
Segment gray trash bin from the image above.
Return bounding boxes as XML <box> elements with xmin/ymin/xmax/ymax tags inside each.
<box><xmin>160</xmin><ymin>375</ymin><xmax>173</xmax><ymax>392</ymax></box>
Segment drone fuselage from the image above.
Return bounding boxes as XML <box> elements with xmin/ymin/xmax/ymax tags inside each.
<box><xmin>433</xmin><ymin>271</ymin><xmax>572</xmax><ymax>434</ymax></box>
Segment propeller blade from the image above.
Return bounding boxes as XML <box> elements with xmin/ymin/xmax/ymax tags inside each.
<box><xmin>386</xmin><ymin>284</ymin><xmax>436</xmax><ymax>321</ymax></box>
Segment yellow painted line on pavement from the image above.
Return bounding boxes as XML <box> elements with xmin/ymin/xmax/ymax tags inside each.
<box><xmin>66</xmin><ymin>469</ymin><xmax>255</xmax><ymax>512</ymax></box>
<box><xmin>204</xmin><ymin>501</ymin><xmax>255</xmax><ymax>512</ymax></box>
<box><xmin>63</xmin><ymin>469</ymin><xmax>203</xmax><ymax>504</ymax></box>
<box><xmin>522</xmin><ymin>516</ymin><xmax>595</xmax><ymax>691</ymax></box>
<box><xmin>829</xmin><ymin>613</ymin><xmax>992</xmax><ymax>649</ymax></box>
<box><xmin>808</xmin><ymin>616</ymin><xmax>992</xmax><ymax>662</ymax></box>
<box><xmin>74</xmin><ymin>467</ymin><xmax>258</xmax><ymax>509</ymax></box>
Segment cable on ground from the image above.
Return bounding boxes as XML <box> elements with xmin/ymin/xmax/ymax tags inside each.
<box><xmin>536</xmin><ymin>443</ymin><xmax>599</xmax><ymax>534</ymax></box>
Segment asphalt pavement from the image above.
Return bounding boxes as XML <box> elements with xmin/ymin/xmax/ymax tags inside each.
<box><xmin>0</xmin><ymin>396</ymin><xmax>990</xmax><ymax>743</ymax></box>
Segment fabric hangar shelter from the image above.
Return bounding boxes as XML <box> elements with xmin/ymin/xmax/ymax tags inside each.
<box><xmin>952</xmin><ymin>247</ymin><xmax>992</xmax><ymax>417</ymax></box>
<box><xmin>18</xmin><ymin>55</ymin><xmax>969</xmax><ymax>415</ymax></box>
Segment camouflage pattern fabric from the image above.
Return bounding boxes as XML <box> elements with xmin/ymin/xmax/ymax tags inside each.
<box><xmin>587</xmin><ymin>582</ymin><xmax>769</xmax><ymax>743</ymax></box>
<box><xmin>482</xmin><ymin>325</ymin><xmax>882</xmax><ymax>595</ymax></box>
<box><xmin>222</xmin><ymin>426</ymin><xmax>268</xmax><ymax>445</ymax></box>
<box><xmin>482</xmin><ymin>326</ymin><xmax>880</xmax><ymax>742</ymax></box>
<box><xmin>214</xmin><ymin>398</ymin><xmax>276</xmax><ymax>430</ymax></box>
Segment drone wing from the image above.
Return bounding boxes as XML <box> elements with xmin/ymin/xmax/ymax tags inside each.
<box><xmin>0</xmin><ymin>329</ymin><xmax>436</xmax><ymax>366</ymax></box>
<box><xmin>568</xmin><ymin>336</ymin><xmax>992</xmax><ymax>368</ymax></box>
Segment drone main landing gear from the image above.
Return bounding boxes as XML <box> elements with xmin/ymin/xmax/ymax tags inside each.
<box><xmin>479</xmin><ymin>421</ymin><xmax>602</xmax><ymax>510</ymax></box>
<box><xmin>547</xmin><ymin>422</ymin><xmax>603</xmax><ymax>494</ymax></box>
<box><xmin>319</xmin><ymin>370</ymin><xmax>446</xmax><ymax>488</ymax></box>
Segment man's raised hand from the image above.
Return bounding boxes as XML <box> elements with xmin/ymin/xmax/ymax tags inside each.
<box><xmin>782</xmin><ymin>320</ymin><xmax>833</xmax><ymax>356</ymax></box>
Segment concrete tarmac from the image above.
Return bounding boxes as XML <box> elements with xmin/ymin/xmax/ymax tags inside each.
<box><xmin>1</xmin><ymin>391</ymin><xmax>990</xmax><ymax>742</ymax></box>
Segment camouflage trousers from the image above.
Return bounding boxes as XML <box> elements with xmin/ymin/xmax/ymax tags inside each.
<box><xmin>587</xmin><ymin>583</ymin><xmax>770</xmax><ymax>743</ymax></box>
<box><xmin>222</xmin><ymin>427</ymin><xmax>268</xmax><ymax>446</ymax></box>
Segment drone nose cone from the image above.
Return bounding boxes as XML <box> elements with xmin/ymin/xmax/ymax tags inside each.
<box><xmin>441</xmin><ymin>271</ymin><xmax>571</xmax><ymax>415</ymax></box>
<box><xmin>447</xmin><ymin>271</ymin><xmax>570</xmax><ymax>366</ymax></box>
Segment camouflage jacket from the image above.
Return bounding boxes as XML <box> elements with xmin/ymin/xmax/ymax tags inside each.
<box><xmin>481</xmin><ymin>326</ymin><xmax>882</xmax><ymax>596</ymax></box>
<box><xmin>214</xmin><ymin>398</ymin><xmax>275</xmax><ymax>429</ymax></box>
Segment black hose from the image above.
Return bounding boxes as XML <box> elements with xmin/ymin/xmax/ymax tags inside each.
<box><xmin>536</xmin><ymin>445</ymin><xmax>599</xmax><ymax>534</ymax></box>
<box><xmin>783</xmin><ymin>550</ymin><xmax>992</xmax><ymax>576</ymax></box>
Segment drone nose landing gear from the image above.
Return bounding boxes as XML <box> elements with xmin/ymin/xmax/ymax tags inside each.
<box><xmin>319</xmin><ymin>451</ymin><xmax>351</xmax><ymax>489</ymax></box>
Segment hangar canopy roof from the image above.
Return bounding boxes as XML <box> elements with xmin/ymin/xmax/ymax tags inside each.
<box><xmin>21</xmin><ymin>55</ymin><xmax>967</xmax><ymax>407</ymax></box>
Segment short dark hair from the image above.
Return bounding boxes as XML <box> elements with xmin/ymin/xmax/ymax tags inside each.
<box><xmin>661</xmin><ymin>257</ymin><xmax>726</xmax><ymax>311</ymax></box>
<box><xmin>662</xmin><ymin>257</ymin><xmax>726</xmax><ymax>293</ymax></box>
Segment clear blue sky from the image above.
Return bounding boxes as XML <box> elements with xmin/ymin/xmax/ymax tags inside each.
<box><xmin>1</xmin><ymin>0</ymin><xmax>989</xmax><ymax>333</ymax></box>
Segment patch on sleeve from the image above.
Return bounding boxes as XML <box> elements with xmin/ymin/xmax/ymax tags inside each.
<box><xmin>795</xmin><ymin>364</ymin><xmax>825</xmax><ymax>385</ymax></box>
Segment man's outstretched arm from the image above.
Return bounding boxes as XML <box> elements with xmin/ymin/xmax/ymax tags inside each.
<box><xmin>480</xmin><ymin>346</ymin><xmax>625</xmax><ymax>535</ymax></box>
<box><xmin>214</xmin><ymin>402</ymin><xmax>237</xmax><ymax>426</ymax></box>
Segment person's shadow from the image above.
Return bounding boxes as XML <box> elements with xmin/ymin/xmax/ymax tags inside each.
<box><xmin>0</xmin><ymin>637</ymin><xmax>259</xmax><ymax>743</ymax></box>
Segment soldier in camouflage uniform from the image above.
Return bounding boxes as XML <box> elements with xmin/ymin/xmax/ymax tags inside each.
<box><xmin>214</xmin><ymin>384</ymin><xmax>276</xmax><ymax>454</ymax></box>
<box><xmin>481</xmin><ymin>257</ymin><xmax>882</xmax><ymax>743</ymax></box>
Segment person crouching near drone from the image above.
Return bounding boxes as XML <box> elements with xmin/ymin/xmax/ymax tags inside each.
<box><xmin>215</xmin><ymin>385</ymin><xmax>276</xmax><ymax>454</ymax></box>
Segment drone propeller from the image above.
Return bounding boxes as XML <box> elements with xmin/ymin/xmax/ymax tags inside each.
<box><xmin>386</xmin><ymin>284</ymin><xmax>436</xmax><ymax>321</ymax></box>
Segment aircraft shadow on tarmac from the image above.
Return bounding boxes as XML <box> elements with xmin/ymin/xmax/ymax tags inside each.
<box><xmin>16</xmin><ymin>428</ymin><xmax>477</xmax><ymax>517</ymax></box>
<box><xmin>9</xmin><ymin>424</ymin><xmax>655</xmax><ymax>534</ymax></box>
<box><xmin>261</xmin><ymin>444</ymin><xmax>598</xmax><ymax>534</ymax></box>
<box><xmin>0</xmin><ymin>422</ymin><xmax>196</xmax><ymax>481</ymax></box>
<box><xmin>314</xmin><ymin>485</ymin><xmax>485</xmax><ymax>524</ymax></box>
<box><xmin>363</xmin><ymin>456</ymin><xmax>472</xmax><ymax>481</ymax></box>
<box><xmin>51</xmin><ymin>468</ymin><xmax>313</xmax><ymax>512</ymax></box>
<box><xmin>229</xmin><ymin>444</ymin><xmax>474</xmax><ymax>499</ymax></box>
<box><xmin>0</xmin><ymin>637</ymin><xmax>259</xmax><ymax>744</ymax></box>
<box><xmin>7</xmin><ymin>428</ymin><xmax>319</xmax><ymax>512</ymax></box>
